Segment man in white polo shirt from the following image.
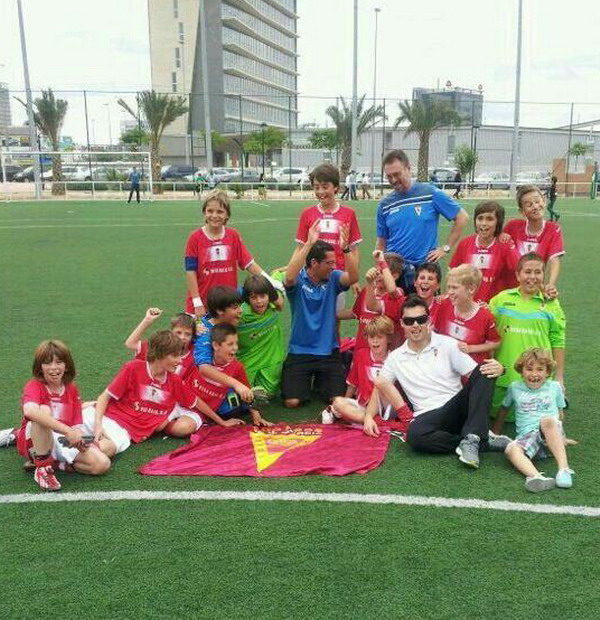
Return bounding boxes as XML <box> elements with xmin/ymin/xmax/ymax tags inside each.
<box><xmin>364</xmin><ymin>295</ymin><xmax>509</xmax><ymax>468</ymax></box>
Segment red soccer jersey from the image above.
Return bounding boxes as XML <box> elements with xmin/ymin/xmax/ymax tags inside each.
<box><xmin>136</xmin><ymin>340</ymin><xmax>196</xmax><ymax>382</ymax></box>
<box><xmin>186</xmin><ymin>359</ymin><xmax>249</xmax><ymax>411</ymax></box>
<box><xmin>432</xmin><ymin>298</ymin><xmax>500</xmax><ymax>364</ymax></box>
<box><xmin>352</xmin><ymin>287</ymin><xmax>404</xmax><ymax>350</ymax></box>
<box><xmin>104</xmin><ymin>359</ymin><xmax>197</xmax><ymax>443</ymax></box>
<box><xmin>296</xmin><ymin>204</ymin><xmax>362</xmax><ymax>269</ymax></box>
<box><xmin>346</xmin><ymin>348</ymin><xmax>387</xmax><ymax>407</ymax></box>
<box><xmin>449</xmin><ymin>234</ymin><xmax>520</xmax><ymax>302</ymax></box>
<box><xmin>428</xmin><ymin>295</ymin><xmax>444</xmax><ymax>325</ymax></box>
<box><xmin>184</xmin><ymin>226</ymin><xmax>254</xmax><ymax>312</ymax></box>
<box><xmin>16</xmin><ymin>379</ymin><xmax>83</xmax><ymax>457</ymax></box>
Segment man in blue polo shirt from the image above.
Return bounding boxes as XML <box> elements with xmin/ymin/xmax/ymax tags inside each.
<box><xmin>281</xmin><ymin>221</ymin><xmax>359</xmax><ymax>408</ymax></box>
<box><xmin>376</xmin><ymin>149</ymin><xmax>468</xmax><ymax>292</ymax></box>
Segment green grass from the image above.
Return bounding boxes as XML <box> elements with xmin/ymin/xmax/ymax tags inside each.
<box><xmin>1</xmin><ymin>197</ymin><xmax>599</xmax><ymax>619</ymax></box>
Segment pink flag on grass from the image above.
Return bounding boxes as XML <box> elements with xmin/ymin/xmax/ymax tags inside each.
<box><xmin>139</xmin><ymin>423</ymin><xmax>390</xmax><ymax>477</ymax></box>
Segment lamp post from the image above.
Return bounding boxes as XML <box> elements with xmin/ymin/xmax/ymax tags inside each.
<box><xmin>370</xmin><ymin>7</ymin><xmax>381</xmax><ymax>189</ymax></box>
<box><xmin>104</xmin><ymin>103</ymin><xmax>112</xmax><ymax>146</ymax></box>
<box><xmin>260</xmin><ymin>122</ymin><xmax>267</xmax><ymax>178</ymax></box>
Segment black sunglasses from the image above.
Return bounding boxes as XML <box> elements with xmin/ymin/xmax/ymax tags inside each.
<box><xmin>401</xmin><ymin>314</ymin><xmax>429</xmax><ymax>326</ymax></box>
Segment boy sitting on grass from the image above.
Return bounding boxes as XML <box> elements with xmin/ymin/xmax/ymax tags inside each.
<box><xmin>187</xmin><ymin>323</ymin><xmax>272</xmax><ymax>426</ymax></box>
<box><xmin>502</xmin><ymin>348</ymin><xmax>574</xmax><ymax>493</ymax></box>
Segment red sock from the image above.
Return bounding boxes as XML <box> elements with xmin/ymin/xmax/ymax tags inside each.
<box><xmin>33</xmin><ymin>453</ymin><xmax>54</xmax><ymax>468</ymax></box>
<box><xmin>392</xmin><ymin>404</ymin><xmax>413</xmax><ymax>434</ymax></box>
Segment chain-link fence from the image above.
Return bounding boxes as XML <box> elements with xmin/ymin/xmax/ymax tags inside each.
<box><xmin>2</xmin><ymin>89</ymin><xmax>600</xmax><ymax>199</ymax></box>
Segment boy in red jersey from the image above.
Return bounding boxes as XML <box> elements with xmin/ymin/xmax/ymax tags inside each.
<box><xmin>433</xmin><ymin>264</ymin><xmax>501</xmax><ymax>364</ymax></box>
<box><xmin>503</xmin><ymin>185</ymin><xmax>565</xmax><ymax>296</ymax></box>
<box><xmin>125</xmin><ymin>308</ymin><xmax>196</xmax><ymax>381</ymax></box>
<box><xmin>184</xmin><ymin>190</ymin><xmax>280</xmax><ymax>317</ymax></box>
<box><xmin>87</xmin><ymin>331</ymin><xmax>227</xmax><ymax>454</ymax></box>
<box><xmin>324</xmin><ymin>317</ymin><xmax>411</xmax><ymax>428</ymax></box>
<box><xmin>414</xmin><ymin>261</ymin><xmax>444</xmax><ymax>323</ymax></box>
<box><xmin>351</xmin><ymin>250</ymin><xmax>405</xmax><ymax>350</ymax></box>
<box><xmin>187</xmin><ymin>323</ymin><xmax>272</xmax><ymax>426</ymax></box>
<box><xmin>449</xmin><ymin>201</ymin><xmax>520</xmax><ymax>302</ymax></box>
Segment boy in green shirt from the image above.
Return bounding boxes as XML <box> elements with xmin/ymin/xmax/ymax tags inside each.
<box><xmin>237</xmin><ymin>275</ymin><xmax>285</xmax><ymax>398</ymax></box>
<box><xmin>489</xmin><ymin>252</ymin><xmax>566</xmax><ymax>433</ymax></box>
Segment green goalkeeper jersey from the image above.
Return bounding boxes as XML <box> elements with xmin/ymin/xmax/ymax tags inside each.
<box><xmin>237</xmin><ymin>302</ymin><xmax>285</xmax><ymax>373</ymax></box>
<box><xmin>489</xmin><ymin>287</ymin><xmax>566</xmax><ymax>388</ymax></box>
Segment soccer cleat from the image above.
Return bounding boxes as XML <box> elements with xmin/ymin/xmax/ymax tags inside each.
<box><xmin>555</xmin><ymin>468</ymin><xmax>574</xmax><ymax>489</ymax></box>
<box><xmin>0</xmin><ymin>427</ymin><xmax>16</xmax><ymax>448</ymax></box>
<box><xmin>33</xmin><ymin>465</ymin><xmax>61</xmax><ymax>491</ymax></box>
<box><xmin>486</xmin><ymin>430</ymin><xmax>512</xmax><ymax>453</ymax></box>
<box><xmin>321</xmin><ymin>406</ymin><xmax>336</xmax><ymax>425</ymax></box>
<box><xmin>525</xmin><ymin>474</ymin><xmax>556</xmax><ymax>493</ymax></box>
<box><xmin>251</xmin><ymin>386</ymin><xmax>270</xmax><ymax>407</ymax></box>
<box><xmin>455</xmin><ymin>434</ymin><xmax>480</xmax><ymax>469</ymax></box>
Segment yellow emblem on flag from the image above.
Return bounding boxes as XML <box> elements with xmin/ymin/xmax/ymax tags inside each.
<box><xmin>250</xmin><ymin>426</ymin><xmax>322</xmax><ymax>472</ymax></box>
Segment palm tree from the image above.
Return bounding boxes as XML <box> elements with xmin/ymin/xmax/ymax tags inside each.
<box><xmin>118</xmin><ymin>91</ymin><xmax>188</xmax><ymax>192</ymax></box>
<box><xmin>568</xmin><ymin>142</ymin><xmax>591</xmax><ymax>172</ymax></box>
<box><xmin>325</xmin><ymin>95</ymin><xmax>384</xmax><ymax>178</ymax></box>
<box><xmin>395</xmin><ymin>100</ymin><xmax>462</xmax><ymax>181</ymax></box>
<box><xmin>16</xmin><ymin>89</ymin><xmax>68</xmax><ymax>195</ymax></box>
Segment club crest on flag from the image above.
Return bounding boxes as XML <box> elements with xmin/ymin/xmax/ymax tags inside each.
<box><xmin>250</xmin><ymin>425</ymin><xmax>322</xmax><ymax>472</ymax></box>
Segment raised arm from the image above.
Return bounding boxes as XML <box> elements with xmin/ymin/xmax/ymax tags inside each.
<box><xmin>339</xmin><ymin>224</ymin><xmax>359</xmax><ymax>288</ymax></box>
<box><xmin>124</xmin><ymin>308</ymin><xmax>162</xmax><ymax>351</ymax></box>
<box><xmin>284</xmin><ymin>220</ymin><xmax>320</xmax><ymax>287</ymax></box>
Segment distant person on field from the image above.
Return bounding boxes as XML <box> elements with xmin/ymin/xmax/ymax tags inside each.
<box><xmin>184</xmin><ymin>189</ymin><xmax>282</xmax><ymax>317</ymax></box>
<box><xmin>502</xmin><ymin>348</ymin><xmax>574</xmax><ymax>493</ymax></box>
<box><xmin>502</xmin><ymin>185</ymin><xmax>565</xmax><ymax>297</ymax></box>
<box><xmin>546</xmin><ymin>176</ymin><xmax>560</xmax><ymax>222</ymax></box>
<box><xmin>361</xmin><ymin>172</ymin><xmax>372</xmax><ymax>199</ymax></box>
<box><xmin>376</xmin><ymin>149</ymin><xmax>468</xmax><ymax>293</ymax></box>
<box><xmin>341</xmin><ymin>171</ymin><xmax>351</xmax><ymax>200</ymax></box>
<box><xmin>452</xmin><ymin>170</ymin><xmax>462</xmax><ymax>199</ymax></box>
<box><xmin>127</xmin><ymin>167</ymin><xmax>141</xmax><ymax>204</ymax></box>
<box><xmin>349</xmin><ymin>170</ymin><xmax>358</xmax><ymax>200</ymax></box>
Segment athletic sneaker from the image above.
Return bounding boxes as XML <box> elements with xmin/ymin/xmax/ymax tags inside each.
<box><xmin>321</xmin><ymin>406</ymin><xmax>336</xmax><ymax>425</ymax></box>
<box><xmin>555</xmin><ymin>468</ymin><xmax>574</xmax><ymax>489</ymax></box>
<box><xmin>251</xmin><ymin>386</ymin><xmax>270</xmax><ymax>407</ymax></box>
<box><xmin>525</xmin><ymin>474</ymin><xmax>555</xmax><ymax>493</ymax></box>
<box><xmin>455</xmin><ymin>434</ymin><xmax>480</xmax><ymax>469</ymax></box>
<box><xmin>0</xmin><ymin>427</ymin><xmax>16</xmax><ymax>448</ymax></box>
<box><xmin>486</xmin><ymin>430</ymin><xmax>512</xmax><ymax>452</ymax></box>
<box><xmin>33</xmin><ymin>466</ymin><xmax>61</xmax><ymax>491</ymax></box>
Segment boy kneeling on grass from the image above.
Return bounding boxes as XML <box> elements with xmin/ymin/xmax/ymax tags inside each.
<box><xmin>502</xmin><ymin>348</ymin><xmax>575</xmax><ymax>493</ymax></box>
<box><xmin>187</xmin><ymin>323</ymin><xmax>273</xmax><ymax>427</ymax></box>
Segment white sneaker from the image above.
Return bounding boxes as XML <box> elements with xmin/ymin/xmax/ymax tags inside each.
<box><xmin>0</xmin><ymin>427</ymin><xmax>16</xmax><ymax>448</ymax></box>
<box><xmin>525</xmin><ymin>473</ymin><xmax>555</xmax><ymax>493</ymax></box>
<box><xmin>321</xmin><ymin>406</ymin><xmax>336</xmax><ymax>425</ymax></box>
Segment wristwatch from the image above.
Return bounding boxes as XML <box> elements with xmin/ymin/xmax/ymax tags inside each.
<box><xmin>442</xmin><ymin>245</ymin><xmax>451</xmax><ymax>253</ymax></box>
<box><xmin>342</xmin><ymin>246</ymin><xmax>351</xmax><ymax>254</ymax></box>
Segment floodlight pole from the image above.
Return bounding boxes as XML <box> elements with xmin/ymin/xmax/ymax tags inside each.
<box><xmin>17</xmin><ymin>0</ymin><xmax>41</xmax><ymax>199</ymax></box>
<box><xmin>198</xmin><ymin>0</ymin><xmax>213</xmax><ymax>171</ymax></box>
<box><xmin>350</xmin><ymin>0</ymin><xmax>358</xmax><ymax>174</ymax></box>
<box><xmin>508</xmin><ymin>0</ymin><xmax>523</xmax><ymax>197</ymax></box>
<box><xmin>370</xmin><ymin>8</ymin><xmax>381</xmax><ymax>186</ymax></box>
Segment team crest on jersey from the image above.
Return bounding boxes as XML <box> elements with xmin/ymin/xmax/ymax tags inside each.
<box><xmin>142</xmin><ymin>385</ymin><xmax>167</xmax><ymax>403</ymax></box>
<box><xmin>415</xmin><ymin>205</ymin><xmax>422</xmax><ymax>216</ymax></box>
<box><xmin>319</xmin><ymin>218</ymin><xmax>339</xmax><ymax>233</ymax></box>
<box><xmin>250</xmin><ymin>425</ymin><xmax>322</xmax><ymax>472</ymax></box>
<box><xmin>207</xmin><ymin>244</ymin><xmax>229</xmax><ymax>262</ymax></box>
<box><xmin>50</xmin><ymin>400</ymin><xmax>65</xmax><ymax>420</ymax></box>
<box><xmin>449</xmin><ymin>322</ymin><xmax>468</xmax><ymax>341</ymax></box>
<box><xmin>472</xmin><ymin>253</ymin><xmax>492</xmax><ymax>269</ymax></box>
<box><xmin>367</xmin><ymin>366</ymin><xmax>381</xmax><ymax>381</ymax></box>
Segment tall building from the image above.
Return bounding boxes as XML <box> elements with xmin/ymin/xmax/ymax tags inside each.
<box><xmin>0</xmin><ymin>83</ymin><xmax>12</xmax><ymax>130</ymax></box>
<box><xmin>148</xmin><ymin>0</ymin><xmax>298</xmax><ymax>164</ymax></box>
<box><xmin>413</xmin><ymin>85</ymin><xmax>484</xmax><ymax>127</ymax></box>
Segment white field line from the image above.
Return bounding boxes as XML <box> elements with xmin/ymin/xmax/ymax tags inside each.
<box><xmin>0</xmin><ymin>489</ymin><xmax>598</xmax><ymax>517</ymax></box>
<box><xmin>0</xmin><ymin>217</ymin><xmax>291</xmax><ymax>230</ymax></box>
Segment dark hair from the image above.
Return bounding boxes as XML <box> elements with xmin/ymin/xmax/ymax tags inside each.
<box><xmin>32</xmin><ymin>340</ymin><xmax>76</xmax><ymax>384</ymax></box>
<box><xmin>306</xmin><ymin>240</ymin><xmax>335</xmax><ymax>268</ymax></box>
<box><xmin>384</xmin><ymin>251</ymin><xmax>404</xmax><ymax>280</ymax></box>
<box><xmin>170</xmin><ymin>312</ymin><xmax>196</xmax><ymax>333</ymax></box>
<box><xmin>401</xmin><ymin>294</ymin><xmax>430</xmax><ymax>316</ymax></box>
<box><xmin>382</xmin><ymin>149</ymin><xmax>410</xmax><ymax>167</ymax></box>
<box><xmin>242</xmin><ymin>274</ymin><xmax>278</xmax><ymax>304</ymax></box>
<box><xmin>202</xmin><ymin>189</ymin><xmax>231</xmax><ymax>220</ymax></box>
<box><xmin>517</xmin><ymin>252</ymin><xmax>545</xmax><ymax>271</ymax></box>
<box><xmin>206</xmin><ymin>285</ymin><xmax>243</xmax><ymax>317</ymax></box>
<box><xmin>474</xmin><ymin>201</ymin><xmax>505</xmax><ymax>237</ymax></box>
<box><xmin>516</xmin><ymin>185</ymin><xmax>543</xmax><ymax>208</ymax></box>
<box><xmin>147</xmin><ymin>330</ymin><xmax>185</xmax><ymax>362</ymax></box>
<box><xmin>309</xmin><ymin>163</ymin><xmax>340</xmax><ymax>188</ymax></box>
<box><xmin>416</xmin><ymin>261</ymin><xmax>442</xmax><ymax>283</ymax></box>
<box><xmin>211</xmin><ymin>322</ymin><xmax>237</xmax><ymax>345</ymax></box>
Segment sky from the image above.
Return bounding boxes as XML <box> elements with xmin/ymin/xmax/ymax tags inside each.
<box><xmin>2</xmin><ymin>0</ymin><xmax>600</xmax><ymax>143</ymax></box>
